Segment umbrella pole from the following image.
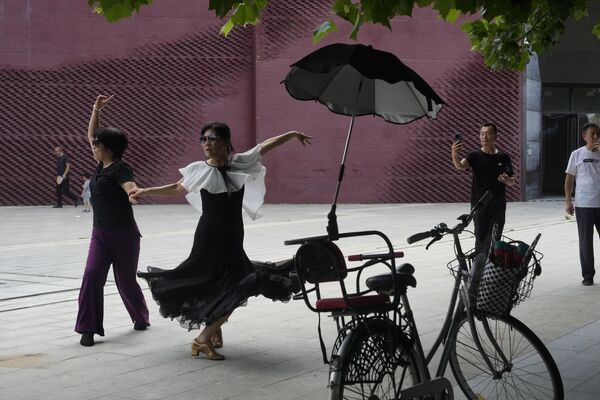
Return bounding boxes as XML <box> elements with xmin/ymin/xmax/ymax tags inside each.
<box><xmin>327</xmin><ymin>114</ymin><xmax>356</xmax><ymax>240</ymax></box>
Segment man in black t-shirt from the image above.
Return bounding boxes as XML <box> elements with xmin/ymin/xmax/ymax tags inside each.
<box><xmin>53</xmin><ymin>146</ymin><xmax>79</xmax><ymax>208</ymax></box>
<box><xmin>451</xmin><ymin>123</ymin><xmax>515</xmax><ymax>255</ymax></box>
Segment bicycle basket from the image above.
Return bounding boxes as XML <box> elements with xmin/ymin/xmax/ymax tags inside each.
<box><xmin>475</xmin><ymin>235</ymin><xmax>543</xmax><ymax>316</ymax></box>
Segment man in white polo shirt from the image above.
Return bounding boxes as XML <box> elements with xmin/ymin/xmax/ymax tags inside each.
<box><xmin>565</xmin><ymin>123</ymin><xmax>600</xmax><ymax>286</ymax></box>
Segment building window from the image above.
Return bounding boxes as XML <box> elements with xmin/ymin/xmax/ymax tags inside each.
<box><xmin>573</xmin><ymin>87</ymin><xmax>600</xmax><ymax>112</ymax></box>
<box><xmin>542</xmin><ymin>87</ymin><xmax>570</xmax><ymax>112</ymax></box>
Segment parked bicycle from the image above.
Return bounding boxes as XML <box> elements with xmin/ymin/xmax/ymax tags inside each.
<box><xmin>285</xmin><ymin>191</ymin><xmax>563</xmax><ymax>400</ymax></box>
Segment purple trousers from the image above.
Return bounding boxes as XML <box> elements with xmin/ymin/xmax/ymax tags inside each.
<box><xmin>75</xmin><ymin>225</ymin><xmax>150</xmax><ymax>336</ymax></box>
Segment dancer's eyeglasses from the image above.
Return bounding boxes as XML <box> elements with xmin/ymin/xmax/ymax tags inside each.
<box><xmin>199</xmin><ymin>135</ymin><xmax>221</xmax><ymax>144</ymax></box>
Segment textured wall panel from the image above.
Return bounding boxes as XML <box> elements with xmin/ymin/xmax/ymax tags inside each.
<box><xmin>0</xmin><ymin>1</ymin><xmax>522</xmax><ymax>205</ymax></box>
<box><xmin>0</xmin><ymin>23</ymin><xmax>255</xmax><ymax>205</ymax></box>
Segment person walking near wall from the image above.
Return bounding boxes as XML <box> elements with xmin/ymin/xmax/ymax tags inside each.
<box><xmin>565</xmin><ymin>122</ymin><xmax>600</xmax><ymax>286</ymax></box>
<box><xmin>53</xmin><ymin>146</ymin><xmax>80</xmax><ymax>208</ymax></box>
<box><xmin>75</xmin><ymin>95</ymin><xmax>150</xmax><ymax>346</ymax></box>
<box><xmin>451</xmin><ymin>123</ymin><xmax>515</xmax><ymax>255</ymax></box>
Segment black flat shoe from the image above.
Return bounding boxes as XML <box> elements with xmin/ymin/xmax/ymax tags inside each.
<box><xmin>80</xmin><ymin>333</ymin><xmax>94</xmax><ymax>347</ymax></box>
<box><xmin>582</xmin><ymin>278</ymin><xmax>594</xmax><ymax>286</ymax></box>
<box><xmin>133</xmin><ymin>322</ymin><xmax>149</xmax><ymax>331</ymax></box>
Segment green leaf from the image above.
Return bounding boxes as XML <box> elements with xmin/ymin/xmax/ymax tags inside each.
<box><xmin>231</xmin><ymin>4</ymin><xmax>251</xmax><ymax>25</ymax></box>
<box><xmin>349</xmin><ymin>12</ymin><xmax>364</xmax><ymax>40</ymax></box>
<box><xmin>209</xmin><ymin>0</ymin><xmax>240</xmax><ymax>19</ymax></box>
<box><xmin>312</xmin><ymin>20</ymin><xmax>338</xmax><ymax>44</ymax></box>
<box><xmin>572</xmin><ymin>0</ymin><xmax>589</xmax><ymax>20</ymax></box>
<box><xmin>332</xmin><ymin>0</ymin><xmax>360</xmax><ymax>24</ymax></box>
<box><xmin>87</xmin><ymin>0</ymin><xmax>153</xmax><ymax>22</ymax></box>
<box><xmin>395</xmin><ymin>0</ymin><xmax>417</xmax><ymax>16</ymax></box>
<box><xmin>220</xmin><ymin>18</ymin><xmax>235</xmax><ymax>36</ymax></box>
<box><xmin>415</xmin><ymin>0</ymin><xmax>434</xmax><ymax>7</ymax></box>
<box><xmin>593</xmin><ymin>21</ymin><xmax>600</xmax><ymax>39</ymax></box>
<box><xmin>444</xmin><ymin>8</ymin><xmax>461</xmax><ymax>23</ymax></box>
<box><xmin>369</xmin><ymin>0</ymin><xmax>395</xmax><ymax>28</ymax></box>
<box><xmin>433</xmin><ymin>0</ymin><xmax>455</xmax><ymax>19</ymax></box>
<box><xmin>454</xmin><ymin>0</ymin><xmax>477</xmax><ymax>14</ymax></box>
<box><xmin>101</xmin><ymin>2</ymin><xmax>135</xmax><ymax>22</ymax></box>
<box><xmin>132</xmin><ymin>0</ymin><xmax>153</xmax><ymax>12</ymax></box>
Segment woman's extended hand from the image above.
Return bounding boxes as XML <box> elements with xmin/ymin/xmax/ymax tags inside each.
<box><xmin>293</xmin><ymin>131</ymin><xmax>312</xmax><ymax>146</ymax></box>
<box><xmin>128</xmin><ymin>187</ymin><xmax>147</xmax><ymax>202</ymax></box>
<box><xmin>94</xmin><ymin>94</ymin><xmax>115</xmax><ymax>111</ymax></box>
<box><xmin>260</xmin><ymin>130</ymin><xmax>313</xmax><ymax>155</ymax></box>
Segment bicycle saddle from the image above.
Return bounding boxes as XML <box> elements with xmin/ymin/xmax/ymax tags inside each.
<box><xmin>365</xmin><ymin>263</ymin><xmax>417</xmax><ymax>295</ymax></box>
<box><xmin>251</xmin><ymin>259</ymin><xmax>294</xmax><ymax>270</ymax></box>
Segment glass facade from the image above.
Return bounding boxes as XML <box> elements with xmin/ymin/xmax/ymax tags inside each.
<box><xmin>543</xmin><ymin>86</ymin><xmax>600</xmax><ymax>113</ymax></box>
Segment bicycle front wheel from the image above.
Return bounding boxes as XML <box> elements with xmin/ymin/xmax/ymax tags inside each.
<box><xmin>329</xmin><ymin>317</ymin><xmax>425</xmax><ymax>400</ymax></box>
<box><xmin>449</xmin><ymin>313</ymin><xmax>563</xmax><ymax>399</ymax></box>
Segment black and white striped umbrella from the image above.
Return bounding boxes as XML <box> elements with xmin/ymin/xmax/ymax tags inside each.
<box><xmin>282</xmin><ymin>43</ymin><xmax>445</xmax><ymax>239</ymax></box>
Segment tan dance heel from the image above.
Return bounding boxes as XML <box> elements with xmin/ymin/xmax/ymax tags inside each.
<box><xmin>191</xmin><ymin>338</ymin><xmax>225</xmax><ymax>360</ymax></box>
<box><xmin>211</xmin><ymin>327</ymin><xmax>223</xmax><ymax>349</ymax></box>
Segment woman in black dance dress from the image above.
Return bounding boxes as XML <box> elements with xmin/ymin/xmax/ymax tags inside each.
<box><xmin>129</xmin><ymin>122</ymin><xmax>311</xmax><ymax>360</ymax></box>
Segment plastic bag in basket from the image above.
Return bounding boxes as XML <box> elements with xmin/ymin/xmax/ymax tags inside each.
<box><xmin>476</xmin><ymin>241</ymin><xmax>529</xmax><ymax>316</ymax></box>
<box><xmin>492</xmin><ymin>240</ymin><xmax>529</xmax><ymax>269</ymax></box>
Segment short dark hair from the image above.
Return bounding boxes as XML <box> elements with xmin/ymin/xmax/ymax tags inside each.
<box><xmin>201</xmin><ymin>121</ymin><xmax>233</xmax><ymax>153</ymax></box>
<box><xmin>582</xmin><ymin>122</ymin><xmax>600</xmax><ymax>134</ymax></box>
<box><xmin>94</xmin><ymin>127</ymin><xmax>129</xmax><ymax>159</ymax></box>
<box><xmin>481</xmin><ymin>123</ymin><xmax>497</xmax><ymax>135</ymax></box>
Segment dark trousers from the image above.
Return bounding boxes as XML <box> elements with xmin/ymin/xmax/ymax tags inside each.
<box><xmin>56</xmin><ymin>179</ymin><xmax>79</xmax><ymax>206</ymax></box>
<box><xmin>473</xmin><ymin>199</ymin><xmax>506</xmax><ymax>256</ymax></box>
<box><xmin>575</xmin><ymin>207</ymin><xmax>600</xmax><ymax>280</ymax></box>
<box><xmin>75</xmin><ymin>225</ymin><xmax>150</xmax><ymax>336</ymax></box>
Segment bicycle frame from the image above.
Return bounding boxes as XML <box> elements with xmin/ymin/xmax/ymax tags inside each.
<box><xmin>400</xmin><ymin>228</ymin><xmax>508</xmax><ymax>383</ymax></box>
<box><xmin>286</xmin><ymin>189</ymin><xmax>562</xmax><ymax>399</ymax></box>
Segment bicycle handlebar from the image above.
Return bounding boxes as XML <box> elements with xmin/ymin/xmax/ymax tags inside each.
<box><xmin>406</xmin><ymin>231</ymin><xmax>435</xmax><ymax>245</ymax></box>
<box><xmin>406</xmin><ymin>190</ymin><xmax>494</xmax><ymax>246</ymax></box>
<box><xmin>347</xmin><ymin>251</ymin><xmax>404</xmax><ymax>262</ymax></box>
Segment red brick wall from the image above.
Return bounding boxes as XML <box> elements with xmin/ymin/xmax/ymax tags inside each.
<box><xmin>0</xmin><ymin>0</ymin><xmax>521</xmax><ymax>205</ymax></box>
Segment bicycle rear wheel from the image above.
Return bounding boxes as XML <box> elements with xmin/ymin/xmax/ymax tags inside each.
<box><xmin>329</xmin><ymin>317</ymin><xmax>425</xmax><ymax>400</ymax></box>
<box><xmin>449</xmin><ymin>313</ymin><xmax>563</xmax><ymax>399</ymax></box>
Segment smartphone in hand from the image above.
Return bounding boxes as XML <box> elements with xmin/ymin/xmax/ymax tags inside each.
<box><xmin>454</xmin><ymin>132</ymin><xmax>463</xmax><ymax>143</ymax></box>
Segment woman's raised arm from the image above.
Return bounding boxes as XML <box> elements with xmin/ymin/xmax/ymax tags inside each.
<box><xmin>88</xmin><ymin>95</ymin><xmax>114</xmax><ymax>150</ymax></box>
<box><xmin>259</xmin><ymin>131</ymin><xmax>312</xmax><ymax>156</ymax></box>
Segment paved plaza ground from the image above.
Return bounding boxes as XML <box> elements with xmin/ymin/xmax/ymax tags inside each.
<box><xmin>1</xmin><ymin>201</ymin><xmax>600</xmax><ymax>399</ymax></box>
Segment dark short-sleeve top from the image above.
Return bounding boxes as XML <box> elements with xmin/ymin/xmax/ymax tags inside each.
<box><xmin>56</xmin><ymin>154</ymin><xmax>69</xmax><ymax>176</ymax></box>
<box><xmin>90</xmin><ymin>159</ymin><xmax>136</xmax><ymax>228</ymax></box>
<box><xmin>466</xmin><ymin>149</ymin><xmax>514</xmax><ymax>204</ymax></box>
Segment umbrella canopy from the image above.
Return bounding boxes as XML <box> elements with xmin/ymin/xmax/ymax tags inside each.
<box><xmin>283</xmin><ymin>43</ymin><xmax>444</xmax><ymax>124</ymax></box>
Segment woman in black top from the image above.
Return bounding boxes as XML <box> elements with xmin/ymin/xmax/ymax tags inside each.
<box><xmin>75</xmin><ymin>95</ymin><xmax>150</xmax><ymax>347</ymax></box>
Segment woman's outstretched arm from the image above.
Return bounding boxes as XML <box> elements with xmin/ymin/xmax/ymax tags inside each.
<box><xmin>260</xmin><ymin>131</ymin><xmax>312</xmax><ymax>156</ymax></box>
<box><xmin>128</xmin><ymin>178</ymin><xmax>187</xmax><ymax>201</ymax></box>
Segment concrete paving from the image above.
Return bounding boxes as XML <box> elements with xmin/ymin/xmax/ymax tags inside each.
<box><xmin>1</xmin><ymin>201</ymin><xmax>599</xmax><ymax>399</ymax></box>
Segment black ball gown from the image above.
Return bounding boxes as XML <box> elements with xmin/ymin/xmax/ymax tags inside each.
<box><xmin>137</xmin><ymin>146</ymin><xmax>296</xmax><ymax>329</ymax></box>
